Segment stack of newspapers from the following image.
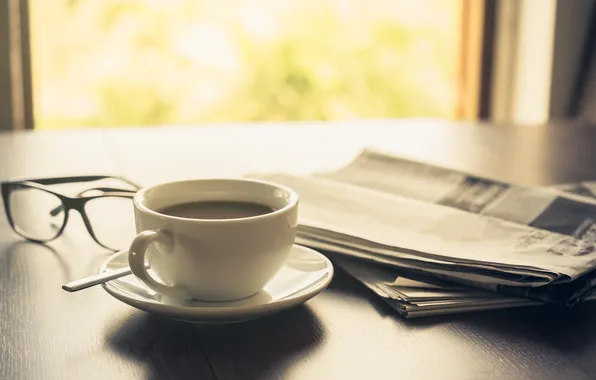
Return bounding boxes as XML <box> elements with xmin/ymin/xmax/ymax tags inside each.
<box><xmin>249</xmin><ymin>148</ymin><xmax>596</xmax><ymax>318</ymax></box>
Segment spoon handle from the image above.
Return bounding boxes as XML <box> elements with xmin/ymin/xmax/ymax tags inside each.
<box><xmin>62</xmin><ymin>266</ymin><xmax>133</xmax><ymax>292</ymax></box>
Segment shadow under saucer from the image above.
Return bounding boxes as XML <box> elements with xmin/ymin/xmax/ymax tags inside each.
<box><xmin>106</xmin><ymin>304</ymin><xmax>325</xmax><ymax>380</ymax></box>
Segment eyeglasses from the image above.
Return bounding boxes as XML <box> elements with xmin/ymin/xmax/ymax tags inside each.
<box><xmin>1</xmin><ymin>175</ymin><xmax>141</xmax><ymax>251</ymax></box>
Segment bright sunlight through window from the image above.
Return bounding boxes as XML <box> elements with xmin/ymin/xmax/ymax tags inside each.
<box><xmin>30</xmin><ymin>0</ymin><xmax>462</xmax><ymax>129</ymax></box>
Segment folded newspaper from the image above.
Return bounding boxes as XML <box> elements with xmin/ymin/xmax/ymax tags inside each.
<box><xmin>248</xmin><ymin>148</ymin><xmax>596</xmax><ymax>317</ymax></box>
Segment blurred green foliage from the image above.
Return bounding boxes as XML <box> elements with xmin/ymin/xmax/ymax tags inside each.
<box><xmin>31</xmin><ymin>0</ymin><xmax>459</xmax><ymax>128</ymax></box>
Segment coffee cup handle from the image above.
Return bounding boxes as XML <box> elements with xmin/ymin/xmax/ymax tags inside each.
<box><xmin>128</xmin><ymin>230</ymin><xmax>190</xmax><ymax>300</ymax></box>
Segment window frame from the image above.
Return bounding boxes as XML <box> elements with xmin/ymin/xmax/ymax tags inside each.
<box><xmin>456</xmin><ymin>0</ymin><xmax>497</xmax><ymax>121</ymax></box>
<box><xmin>0</xmin><ymin>0</ymin><xmax>34</xmax><ymax>131</ymax></box>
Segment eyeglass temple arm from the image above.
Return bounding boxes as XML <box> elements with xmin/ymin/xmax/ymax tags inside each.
<box><xmin>49</xmin><ymin>187</ymin><xmax>138</xmax><ymax>217</ymax></box>
<box><xmin>20</xmin><ymin>175</ymin><xmax>142</xmax><ymax>189</ymax></box>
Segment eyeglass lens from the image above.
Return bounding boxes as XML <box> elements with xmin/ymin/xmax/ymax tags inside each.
<box><xmin>8</xmin><ymin>186</ymin><xmax>66</xmax><ymax>241</ymax></box>
<box><xmin>84</xmin><ymin>196</ymin><xmax>136</xmax><ymax>250</ymax></box>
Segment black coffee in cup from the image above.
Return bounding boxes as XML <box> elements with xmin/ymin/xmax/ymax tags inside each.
<box><xmin>157</xmin><ymin>201</ymin><xmax>275</xmax><ymax>220</ymax></box>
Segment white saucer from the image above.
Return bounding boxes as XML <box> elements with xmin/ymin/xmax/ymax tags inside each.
<box><xmin>99</xmin><ymin>244</ymin><xmax>334</xmax><ymax>324</ymax></box>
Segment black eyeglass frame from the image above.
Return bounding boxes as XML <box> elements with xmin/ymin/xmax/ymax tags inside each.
<box><xmin>1</xmin><ymin>175</ymin><xmax>141</xmax><ymax>251</ymax></box>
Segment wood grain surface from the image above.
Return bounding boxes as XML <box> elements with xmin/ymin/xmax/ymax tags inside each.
<box><xmin>1</xmin><ymin>119</ymin><xmax>596</xmax><ymax>380</ymax></box>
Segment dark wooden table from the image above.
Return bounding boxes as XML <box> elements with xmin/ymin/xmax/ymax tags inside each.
<box><xmin>2</xmin><ymin>119</ymin><xmax>596</xmax><ymax>380</ymax></box>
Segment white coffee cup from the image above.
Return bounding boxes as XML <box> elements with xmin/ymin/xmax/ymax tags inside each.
<box><xmin>128</xmin><ymin>178</ymin><xmax>299</xmax><ymax>302</ymax></box>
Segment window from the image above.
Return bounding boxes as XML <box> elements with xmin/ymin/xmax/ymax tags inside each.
<box><xmin>4</xmin><ymin>2</ymin><xmax>587</xmax><ymax>130</ymax></box>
